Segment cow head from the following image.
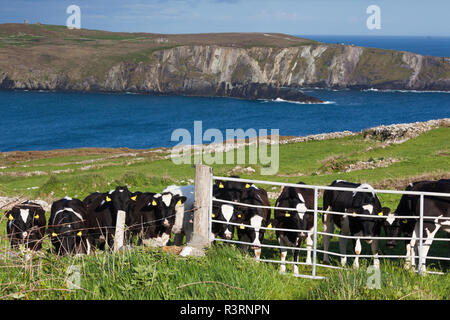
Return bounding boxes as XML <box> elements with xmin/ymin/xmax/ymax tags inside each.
<box><xmin>275</xmin><ymin>187</ymin><xmax>311</xmax><ymax>240</ymax></box>
<box><xmin>127</xmin><ymin>192</ymin><xmax>160</xmax><ymax>240</ymax></box>
<box><xmin>384</xmin><ymin>182</ymin><xmax>421</xmax><ymax>248</ymax></box>
<box><xmin>5</xmin><ymin>202</ymin><xmax>46</xmax><ymax>250</ymax></box>
<box><xmin>349</xmin><ymin>184</ymin><xmax>389</xmax><ymax>243</ymax></box>
<box><xmin>214</xmin><ymin>176</ymin><xmax>249</xmax><ymax>202</ymax></box>
<box><xmin>49</xmin><ymin>199</ymin><xmax>88</xmax><ymax>255</ymax></box>
<box><xmin>237</xmin><ymin>187</ymin><xmax>269</xmax><ymax>249</ymax></box>
<box><xmin>212</xmin><ymin>200</ymin><xmax>238</xmax><ymax>240</ymax></box>
<box><xmin>102</xmin><ymin>186</ymin><xmax>137</xmax><ymax>219</ymax></box>
<box><xmin>152</xmin><ymin>192</ymin><xmax>187</xmax><ymax>232</ymax></box>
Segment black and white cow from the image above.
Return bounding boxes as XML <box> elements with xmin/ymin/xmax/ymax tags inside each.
<box><xmin>234</xmin><ymin>185</ymin><xmax>271</xmax><ymax>261</ymax></box>
<box><xmin>163</xmin><ymin>185</ymin><xmax>195</xmax><ymax>245</ymax></box>
<box><xmin>6</xmin><ymin>201</ymin><xmax>46</xmax><ymax>251</ymax></box>
<box><xmin>384</xmin><ymin>179</ymin><xmax>450</xmax><ymax>272</ymax></box>
<box><xmin>127</xmin><ymin>192</ymin><xmax>160</xmax><ymax>245</ymax></box>
<box><xmin>211</xmin><ymin>177</ymin><xmax>252</xmax><ymax>241</ymax></box>
<box><xmin>322</xmin><ymin>180</ymin><xmax>390</xmax><ymax>269</ymax></box>
<box><xmin>83</xmin><ymin>186</ymin><xmax>137</xmax><ymax>250</ymax></box>
<box><xmin>151</xmin><ymin>189</ymin><xmax>187</xmax><ymax>246</ymax></box>
<box><xmin>272</xmin><ymin>182</ymin><xmax>314</xmax><ymax>274</ymax></box>
<box><xmin>48</xmin><ymin>197</ymin><xmax>90</xmax><ymax>255</ymax></box>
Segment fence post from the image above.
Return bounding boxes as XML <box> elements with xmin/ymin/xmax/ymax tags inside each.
<box><xmin>418</xmin><ymin>194</ymin><xmax>424</xmax><ymax>274</ymax></box>
<box><xmin>188</xmin><ymin>164</ymin><xmax>213</xmax><ymax>248</ymax></box>
<box><xmin>312</xmin><ymin>187</ymin><xmax>318</xmax><ymax>278</ymax></box>
<box><xmin>114</xmin><ymin>210</ymin><xmax>126</xmax><ymax>252</ymax></box>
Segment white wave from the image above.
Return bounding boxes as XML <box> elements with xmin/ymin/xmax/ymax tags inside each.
<box><xmin>363</xmin><ymin>88</ymin><xmax>450</xmax><ymax>94</ymax></box>
<box><xmin>272</xmin><ymin>98</ymin><xmax>336</xmax><ymax>105</ymax></box>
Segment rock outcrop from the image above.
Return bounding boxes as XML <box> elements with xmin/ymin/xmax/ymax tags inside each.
<box><xmin>1</xmin><ymin>25</ymin><xmax>450</xmax><ymax>98</ymax></box>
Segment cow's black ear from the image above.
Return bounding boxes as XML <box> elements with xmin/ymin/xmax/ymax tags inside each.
<box><xmin>176</xmin><ymin>196</ymin><xmax>187</xmax><ymax>205</ymax></box>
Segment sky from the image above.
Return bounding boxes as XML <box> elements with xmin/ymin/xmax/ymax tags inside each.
<box><xmin>0</xmin><ymin>0</ymin><xmax>449</xmax><ymax>36</ymax></box>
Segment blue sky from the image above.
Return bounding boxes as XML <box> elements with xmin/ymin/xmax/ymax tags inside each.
<box><xmin>1</xmin><ymin>0</ymin><xmax>449</xmax><ymax>36</ymax></box>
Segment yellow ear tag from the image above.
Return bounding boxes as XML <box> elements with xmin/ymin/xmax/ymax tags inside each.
<box><xmin>106</xmin><ymin>196</ymin><xmax>112</xmax><ymax>202</ymax></box>
<box><xmin>131</xmin><ymin>195</ymin><xmax>137</xmax><ymax>201</ymax></box>
<box><xmin>177</xmin><ymin>200</ymin><xmax>182</xmax><ymax>206</ymax></box>
<box><xmin>239</xmin><ymin>225</ymin><xmax>245</xmax><ymax>230</ymax></box>
<box><xmin>212</xmin><ymin>213</ymin><xmax>215</xmax><ymax>218</ymax></box>
<box><xmin>402</xmin><ymin>220</ymin><xmax>408</xmax><ymax>224</ymax></box>
<box><xmin>34</xmin><ymin>214</ymin><xmax>39</xmax><ymax>219</ymax></box>
<box><xmin>237</xmin><ymin>214</ymin><xmax>242</xmax><ymax>218</ymax></box>
<box><xmin>353</xmin><ymin>212</ymin><xmax>357</xmax><ymax>217</ymax></box>
<box><xmin>152</xmin><ymin>200</ymin><xmax>157</xmax><ymax>206</ymax></box>
<box><xmin>267</xmin><ymin>223</ymin><xmax>273</xmax><ymax>229</ymax></box>
<box><xmin>219</xmin><ymin>183</ymin><xmax>224</xmax><ymax>189</ymax></box>
<box><xmin>378</xmin><ymin>212</ymin><xmax>384</xmax><ymax>216</ymax></box>
<box><xmin>51</xmin><ymin>232</ymin><xmax>58</xmax><ymax>237</ymax></box>
<box><xmin>8</xmin><ymin>214</ymin><xmax>14</xmax><ymax>221</ymax></box>
<box><xmin>77</xmin><ymin>231</ymin><xmax>82</xmax><ymax>237</ymax></box>
<box><xmin>285</xmin><ymin>212</ymin><xmax>291</xmax><ymax>217</ymax></box>
<box><xmin>245</xmin><ymin>184</ymin><xmax>251</xmax><ymax>189</ymax></box>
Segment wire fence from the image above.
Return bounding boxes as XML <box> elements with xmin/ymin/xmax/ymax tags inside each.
<box><xmin>210</xmin><ymin>176</ymin><xmax>450</xmax><ymax>279</ymax></box>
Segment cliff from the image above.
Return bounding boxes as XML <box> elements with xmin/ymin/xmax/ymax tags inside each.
<box><xmin>1</xmin><ymin>23</ymin><xmax>449</xmax><ymax>100</ymax></box>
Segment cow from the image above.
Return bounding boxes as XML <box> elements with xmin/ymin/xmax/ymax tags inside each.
<box><xmin>48</xmin><ymin>197</ymin><xmax>90</xmax><ymax>255</ymax></box>
<box><xmin>272</xmin><ymin>182</ymin><xmax>314</xmax><ymax>274</ymax></box>
<box><xmin>211</xmin><ymin>177</ymin><xmax>253</xmax><ymax>241</ymax></box>
<box><xmin>151</xmin><ymin>187</ymin><xmax>188</xmax><ymax>246</ymax></box>
<box><xmin>322</xmin><ymin>180</ymin><xmax>390</xmax><ymax>269</ymax></box>
<box><xmin>5</xmin><ymin>201</ymin><xmax>46</xmax><ymax>251</ymax></box>
<box><xmin>384</xmin><ymin>179</ymin><xmax>450</xmax><ymax>272</ymax></box>
<box><xmin>83</xmin><ymin>186</ymin><xmax>137</xmax><ymax>250</ymax></box>
<box><xmin>162</xmin><ymin>185</ymin><xmax>195</xmax><ymax>245</ymax></box>
<box><xmin>234</xmin><ymin>185</ymin><xmax>271</xmax><ymax>261</ymax></box>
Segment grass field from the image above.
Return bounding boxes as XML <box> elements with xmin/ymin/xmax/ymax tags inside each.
<box><xmin>0</xmin><ymin>125</ymin><xmax>449</xmax><ymax>300</ymax></box>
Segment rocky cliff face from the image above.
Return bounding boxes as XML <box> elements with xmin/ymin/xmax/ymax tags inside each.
<box><xmin>1</xmin><ymin>42</ymin><xmax>450</xmax><ymax>97</ymax></box>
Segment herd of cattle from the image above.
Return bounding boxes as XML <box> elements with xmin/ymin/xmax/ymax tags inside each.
<box><xmin>4</xmin><ymin>177</ymin><xmax>450</xmax><ymax>274</ymax></box>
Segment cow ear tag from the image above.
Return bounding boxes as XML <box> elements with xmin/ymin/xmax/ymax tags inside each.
<box><xmin>353</xmin><ymin>212</ymin><xmax>357</xmax><ymax>217</ymax></box>
<box><xmin>106</xmin><ymin>196</ymin><xmax>112</xmax><ymax>202</ymax></box>
<box><xmin>378</xmin><ymin>212</ymin><xmax>384</xmax><ymax>216</ymax></box>
<box><xmin>267</xmin><ymin>223</ymin><xmax>273</xmax><ymax>229</ymax></box>
<box><xmin>177</xmin><ymin>200</ymin><xmax>182</xmax><ymax>206</ymax></box>
<box><xmin>34</xmin><ymin>214</ymin><xmax>39</xmax><ymax>219</ymax></box>
<box><xmin>152</xmin><ymin>200</ymin><xmax>157</xmax><ymax>206</ymax></box>
<box><xmin>285</xmin><ymin>212</ymin><xmax>291</xmax><ymax>217</ymax></box>
<box><xmin>77</xmin><ymin>231</ymin><xmax>82</xmax><ymax>236</ymax></box>
<box><xmin>402</xmin><ymin>219</ymin><xmax>408</xmax><ymax>224</ymax></box>
<box><xmin>51</xmin><ymin>232</ymin><xmax>58</xmax><ymax>237</ymax></box>
<box><xmin>237</xmin><ymin>214</ymin><xmax>242</xmax><ymax>218</ymax></box>
<box><xmin>219</xmin><ymin>183</ymin><xmax>224</xmax><ymax>189</ymax></box>
<box><xmin>8</xmin><ymin>214</ymin><xmax>14</xmax><ymax>221</ymax></box>
<box><xmin>245</xmin><ymin>184</ymin><xmax>251</xmax><ymax>189</ymax></box>
<box><xmin>212</xmin><ymin>213</ymin><xmax>215</xmax><ymax>218</ymax></box>
<box><xmin>239</xmin><ymin>225</ymin><xmax>245</xmax><ymax>230</ymax></box>
<box><xmin>131</xmin><ymin>195</ymin><xmax>137</xmax><ymax>201</ymax></box>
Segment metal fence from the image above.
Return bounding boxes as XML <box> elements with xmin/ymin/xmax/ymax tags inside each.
<box><xmin>208</xmin><ymin>175</ymin><xmax>450</xmax><ymax>279</ymax></box>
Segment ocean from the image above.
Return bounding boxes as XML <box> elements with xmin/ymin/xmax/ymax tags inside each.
<box><xmin>0</xmin><ymin>36</ymin><xmax>449</xmax><ymax>152</ymax></box>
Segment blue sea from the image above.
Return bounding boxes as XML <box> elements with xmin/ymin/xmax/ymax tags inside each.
<box><xmin>0</xmin><ymin>36</ymin><xmax>449</xmax><ymax>152</ymax></box>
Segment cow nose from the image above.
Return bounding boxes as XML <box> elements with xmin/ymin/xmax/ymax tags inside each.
<box><xmin>299</xmin><ymin>232</ymin><xmax>307</xmax><ymax>239</ymax></box>
<box><xmin>22</xmin><ymin>231</ymin><xmax>28</xmax><ymax>238</ymax></box>
<box><xmin>365</xmin><ymin>239</ymin><xmax>373</xmax><ymax>244</ymax></box>
<box><xmin>163</xmin><ymin>219</ymin><xmax>170</xmax><ymax>227</ymax></box>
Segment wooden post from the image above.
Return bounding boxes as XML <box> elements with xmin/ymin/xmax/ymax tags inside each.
<box><xmin>188</xmin><ymin>164</ymin><xmax>213</xmax><ymax>248</ymax></box>
<box><xmin>114</xmin><ymin>210</ymin><xmax>126</xmax><ymax>251</ymax></box>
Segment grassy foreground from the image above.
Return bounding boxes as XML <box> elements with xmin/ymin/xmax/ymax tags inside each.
<box><xmin>0</xmin><ymin>125</ymin><xmax>449</xmax><ymax>299</ymax></box>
